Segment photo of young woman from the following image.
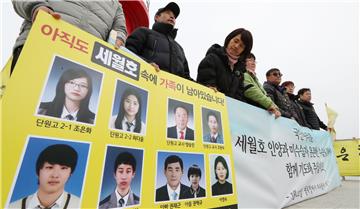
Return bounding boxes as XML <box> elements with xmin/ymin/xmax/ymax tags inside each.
<box><xmin>37</xmin><ymin>56</ymin><xmax>102</xmax><ymax>125</ymax></box>
<box><xmin>110</xmin><ymin>80</ymin><xmax>148</xmax><ymax>135</ymax></box>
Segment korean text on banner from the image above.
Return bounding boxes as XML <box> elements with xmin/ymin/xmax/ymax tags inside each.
<box><xmin>228</xmin><ymin>97</ymin><xmax>341</xmax><ymax>209</ymax></box>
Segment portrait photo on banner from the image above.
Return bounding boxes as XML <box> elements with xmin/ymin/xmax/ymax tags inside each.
<box><xmin>35</xmin><ymin>55</ymin><xmax>103</xmax><ymax>125</ymax></box>
<box><xmin>209</xmin><ymin>154</ymin><xmax>233</xmax><ymax>197</ymax></box>
<box><xmin>109</xmin><ymin>79</ymin><xmax>148</xmax><ymax>135</ymax></box>
<box><xmin>6</xmin><ymin>136</ymin><xmax>90</xmax><ymax>209</ymax></box>
<box><xmin>155</xmin><ymin>151</ymin><xmax>206</xmax><ymax>203</ymax></box>
<box><xmin>201</xmin><ymin>107</ymin><xmax>224</xmax><ymax>145</ymax></box>
<box><xmin>166</xmin><ymin>98</ymin><xmax>195</xmax><ymax>141</ymax></box>
<box><xmin>98</xmin><ymin>145</ymin><xmax>144</xmax><ymax>209</ymax></box>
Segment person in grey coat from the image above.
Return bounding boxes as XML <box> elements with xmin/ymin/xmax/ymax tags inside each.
<box><xmin>10</xmin><ymin>0</ymin><xmax>127</xmax><ymax>74</ymax></box>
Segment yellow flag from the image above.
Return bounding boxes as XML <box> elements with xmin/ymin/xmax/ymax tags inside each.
<box><xmin>325</xmin><ymin>103</ymin><xmax>338</xmax><ymax>140</ymax></box>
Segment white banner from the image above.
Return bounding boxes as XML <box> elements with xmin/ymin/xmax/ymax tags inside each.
<box><xmin>227</xmin><ymin>97</ymin><xmax>341</xmax><ymax>208</ymax></box>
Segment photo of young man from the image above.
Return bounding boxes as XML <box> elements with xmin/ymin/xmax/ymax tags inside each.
<box><xmin>99</xmin><ymin>146</ymin><xmax>143</xmax><ymax>208</ymax></box>
<box><xmin>99</xmin><ymin>152</ymin><xmax>140</xmax><ymax>208</ymax></box>
<box><xmin>202</xmin><ymin>108</ymin><xmax>224</xmax><ymax>144</ymax></box>
<box><xmin>8</xmin><ymin>144</ymin><xmax>81</xmax><ymax>208</ymax></box>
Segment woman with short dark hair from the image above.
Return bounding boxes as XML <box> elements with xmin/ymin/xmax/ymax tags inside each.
<box><xmin>187</xmin><ymin>164</ymin><xmax>206</xmax><ymax>198</ymax></box>
<box><xmin>197</xmin><ymin>28</ymin><xmax>253</xmax><ymax>101</ymax></box>
<box><xmin>212</xmin><ymin>156</ymin><xmax>233</xmax><ymax>196</ymax></box>
<box><xmin>243</xmin><ymin>53</ymin><xmax>281</xmax><ymax>118</ymax></box>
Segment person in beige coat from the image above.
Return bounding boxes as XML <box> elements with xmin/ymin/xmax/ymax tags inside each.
<box><xmin>10</xmin><ymin>0</ymin><xmax>127</xmax><ymax>74</ymax></box>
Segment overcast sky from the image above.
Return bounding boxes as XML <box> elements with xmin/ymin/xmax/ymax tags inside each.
<box><xmin>1</xmin><ymin>0</ymin><xmax>359</xmax><ymax>139</ymax></box>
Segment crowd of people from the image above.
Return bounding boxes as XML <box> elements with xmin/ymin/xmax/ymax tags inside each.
<box><xmin>10</xmin><ymin>0</ymin><xmax>329</xmax><ymax>132</ymax></box>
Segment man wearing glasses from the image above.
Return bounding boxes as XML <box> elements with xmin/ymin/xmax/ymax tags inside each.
<box><xmin>263</xmin><ymin>68</ymin><xmax>301</xmax><ymax>123</ymax></box>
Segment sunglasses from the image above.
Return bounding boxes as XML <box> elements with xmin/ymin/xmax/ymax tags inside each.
<box><xmin>271</xmin><ymin>72</ymin><xmax>283</xmax><ymax>77</ymax></box>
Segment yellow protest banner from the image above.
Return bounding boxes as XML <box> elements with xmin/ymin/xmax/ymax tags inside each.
<box><xmin>2</xmin><ymin>12</ymin><xmax>238</xmax><ymax>208</ymax></box>
<box><xmin>333</xmin><ymin>139</ymin><xmax>360</xmax><ymax>176</ymax></box>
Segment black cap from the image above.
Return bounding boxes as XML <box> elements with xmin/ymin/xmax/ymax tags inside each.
<box><xmin>155</xmin><ymin>2</ymin><xmax>180</xmax><ymax>18</ymax></box>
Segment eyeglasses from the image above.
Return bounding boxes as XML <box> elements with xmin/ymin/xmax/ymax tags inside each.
<box><xmin>246</xmin><ymin>59</ymin><xmax>257</xmax><ymax>64</ymax></box>
<box><xmin>271</xmin><ymin>72</ymin><xmax>283</xmax><ymax>77</ymax></box>
<box><xmin>66</xmin><ymin>80</ymin><xmax>88</xmax><ymax>90</ymax></box>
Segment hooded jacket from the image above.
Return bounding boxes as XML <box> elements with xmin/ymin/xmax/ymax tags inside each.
<box><xmin>197</xmin><ymin>44</ymin><xmax>245</xmax><ymax>101</ymax></box>
<box><xmin>125</xmin><ymin>22</ymin><xmax>192</xmax><ymax>80</ymax></box>
<box><xmin>12</xmin><ymin>0</ymin><xmax>127</xmax><ymax>50</ymax></box>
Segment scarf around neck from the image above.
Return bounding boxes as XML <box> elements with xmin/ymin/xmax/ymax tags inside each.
<box><xmin>225</xmin><ymin>47</ymin><xmax>240</xmax><ymax>70</ymax></box>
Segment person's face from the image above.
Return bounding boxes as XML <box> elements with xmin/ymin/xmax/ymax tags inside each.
<box><xmin>189</xmin><ymin>174</ymin><xmax>200</xmax><ymax>188</ymax></box>
<box><xmin>285</xmin><ymin>84</ymin><xmax>295</xmax><ymax>94</ymax></box>
<box><xmin>208</xmin><ymin>115</ymin><xmax>219</xmax><ymax>135</ymax></box>
<box><xmin>226</xmin><ymin>34</ymin><xmax>245</xmax><ymax>57</ymax></box>
<box><xmin>164</xmin><ymin>162</ymin><xmax>182</xmax><ymax>188</ymax></box>
<box><xmin>174</xmin><ymin>107</ymin><xmax>188</xmax><ymax>130</ymax></box>
<box><xmin>300</xmin><ymin>90</ymin><xmax>312</xmax><ymax>102</ymax></box>
<box><xmin>155</xmin><ymin>10</ymin><xmax>176</xmax><ymax>26</ymax></box>
<box><xmin>267</xmin><ymin>71</ymin><xmax>282</xmax><ymax>85</ymax></box>
<box><xmin>38</xmin><ymin>162</ymin><xmax>71</xmax><ymax>194</ymax></box>
<box><xmin>124</xmin><ymin>94</ymin><xmax>140</xmax><ymax>118</ymax></box>
<box><xmin>114</xmin><ymin>164</ymin><xmax>135</xmax><ymax>191</ymax></box>
<box><xmin>245</xmin><ymin>57</ymin><xmax>256</xmax><ymax>73</ymax></box>
<box><xmin>64</xmin><ymin>77</ymin><xmax>89</xmax><ymax>102</ymax></box>
<box><xmin>215</xmin><ymin>162</ymin><xmax>227</xmax><ymax>182</ymax></box>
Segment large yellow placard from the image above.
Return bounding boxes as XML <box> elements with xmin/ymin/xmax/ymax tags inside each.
<box><xmin>1</xmin><ymin>12</ymin><xmax>238</xmax><ymax>209</ymax></box>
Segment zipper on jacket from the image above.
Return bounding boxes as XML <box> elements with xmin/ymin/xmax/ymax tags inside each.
<box><xmin>151</xmin><ymin>40</ymin><xmax>158</xmax><ymax>58</ymax></box>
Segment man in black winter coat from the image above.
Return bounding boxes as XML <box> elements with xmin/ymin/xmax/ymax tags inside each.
<box><xmin>125</xmin><ymin>2</ymin><xmax>193</xmax><ymax>80</ymax></box>
<box><xmin>297</xmin><ymin>88</ymin><xmax>328</xmax><ymax>131</ymax></box>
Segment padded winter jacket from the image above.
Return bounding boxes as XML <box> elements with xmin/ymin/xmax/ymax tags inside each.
<box><xmin>297</xmin><ymin>100</ymin><xmax>327</xmax><ymax>130</ymax></box>
<box><xmin>197</xmin><ymin>44</ymin><xmax>245</xmax><ymax>101</ymax></box>
<box><xmin>125</xmin><ymin>22</ymin><xmax>192</xmax><ymax>80</ymax></box>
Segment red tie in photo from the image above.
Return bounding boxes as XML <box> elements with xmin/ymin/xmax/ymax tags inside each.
<box><xmin>179</xmin><ymin>131</ymin><xmax>184</xmax><ymax>140</ymax></box>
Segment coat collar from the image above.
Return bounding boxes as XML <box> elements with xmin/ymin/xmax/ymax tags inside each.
<box><xmin>152</xmin><ymin>22</ymin><xmax>178</xmax><ymax>38</ymax></box>
<box><xmin>299</xmin><ymin>99</ymin><xmax>314</xmax><ymax>106</ymax></box>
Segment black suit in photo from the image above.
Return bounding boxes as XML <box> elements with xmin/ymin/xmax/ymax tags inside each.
<box><xmin>187</xmin><ymin>186</ymin><xmax>206</xmax><ymax>198</ymax></box>
<box><xmin>167</xmin><ymin>126</ymin><xmax>194</xmax><ymax>140</ymax></box>
<box><xmin>155</xmin><ymin>183</ymin><xmax>192</xmax><ymax>202</ymax></box>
